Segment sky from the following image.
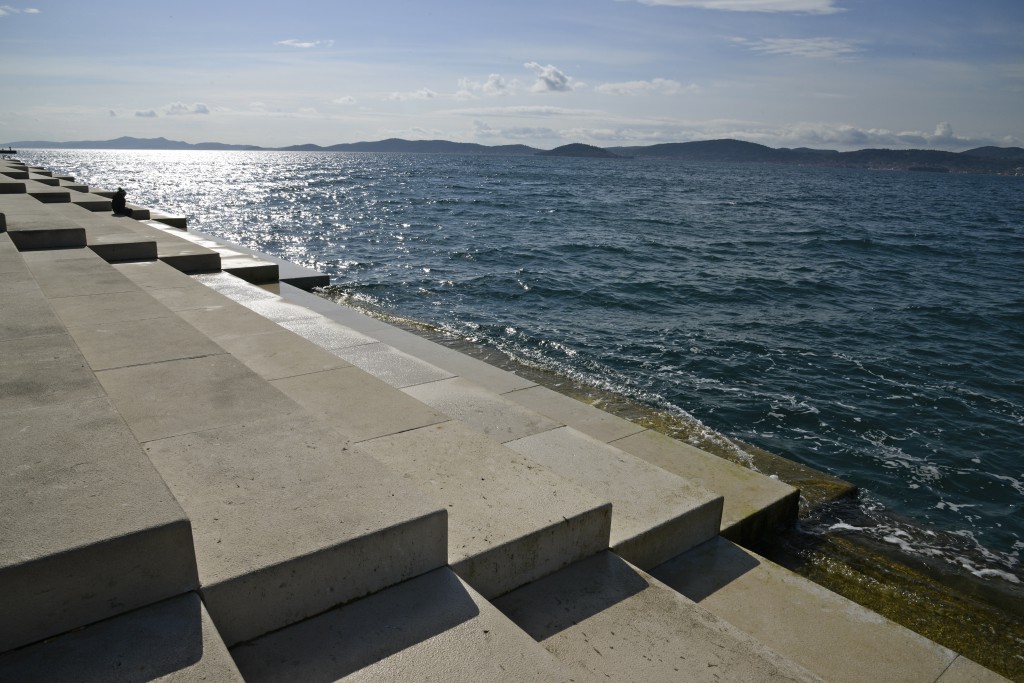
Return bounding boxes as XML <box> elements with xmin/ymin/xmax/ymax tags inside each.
<box><xmin>1</xmin><ymin>0</ymin><xmax>1022</xmax><ymax>151</ymax></box>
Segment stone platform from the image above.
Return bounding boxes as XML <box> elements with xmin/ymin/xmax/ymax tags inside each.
<box><xmin>0</xmin><ymin>157</ymin><xmax>1009</xmax><ymax>681</ymax></box>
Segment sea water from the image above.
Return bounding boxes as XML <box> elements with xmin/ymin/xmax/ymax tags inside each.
<box><xmin>20</xmin><ymin>149</ymin><xmax>1024</xmax><ymax>585</ymax></box>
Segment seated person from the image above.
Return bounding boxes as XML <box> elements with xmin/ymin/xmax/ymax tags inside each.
<box><xmin>111</xmin><ymin>187</ymin><xmax>133</xmax><ymax>217</ymax></box>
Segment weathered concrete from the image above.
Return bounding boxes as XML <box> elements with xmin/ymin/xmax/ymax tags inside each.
<box><xmin>271</xmin><ymin>366</ymin><xmax>450</xmax><ymax>442</ymax></box>
<box><xmin>232</xmin><ymin>568</ymin><xmax>582</xmax><ymax>683</ymax></box>
<box><xmin>404</xmin><ymin>376</ymin><xmax>562</xmax><ymax>443</ymax></box>
<box><xmin>506</xmin><ymin>426</ymin><xmax>723</xmax><ymax>569</ymax></box>
<box><xmin>333</xmin><ymin>340</ymin><xmax>457</xmax><ymax>389</ymax></box>
<box><xmin>494</xmin><ymin>551</ymin><xmax>823</xmax><ymax>683</ymax></box>
<box><xmin>505</xmin><ymin>384</ymin><xmax>648</xmax><ymax>443</ymax></box>
<box><xmin>359</xmin><ymin>421</ymin><xmax>612</xmax><ymax>598</ymax></box>
<box><xmin>651</xmin><ymin>537</ymin><xmax>1010</xmax><ymax>683</ymax></box>
<box><xmin>612</xmin><ymin>428</ymin><xmax>800</xmax><ymax>539</ymax></box>
<box><xmin>0</xmin><ymin>594</ymin><xmax>243</xmax><ymax>682</ymax></box>
<box><xmin>0</xmin><ymin>396</ymin><xmax>198</xmax><ymax>652</ymax></box>
<box><xmin>144</xmin><ymin>413</ymin><xmax>448</xmax><ymax>645</ymax></box>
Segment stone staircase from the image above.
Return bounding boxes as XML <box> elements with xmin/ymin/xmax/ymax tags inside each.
<box><xmin>0</xmin><ymin>158</ymin><xmax>1008</xmax><ymax>681</ymax></box>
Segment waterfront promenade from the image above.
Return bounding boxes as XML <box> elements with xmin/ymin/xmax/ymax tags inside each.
<box><xmin>0</xmin><ymin>158</ymin><xmax>1010</xmax><ymax>681</ymax></box>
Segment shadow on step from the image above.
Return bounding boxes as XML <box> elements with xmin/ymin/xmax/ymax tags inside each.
<box><xmin>493</xmin><ymin>552</ymin><xmax>649</xmax><ymax>641</ymax></box>
<box><xmin>232</xmin><ymin>568</ymin><xmax>480</xmax><ymax>682</ymax></box>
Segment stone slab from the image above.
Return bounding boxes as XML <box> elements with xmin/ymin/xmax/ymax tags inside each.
<box><xmin>68</xmin><ymin>314</ymin><xmax>226</xmax><ymax>371</ymax></box>
<box><xmin>506</xmin><ymin>426</ymin><xmax>723</xmax><ymax>569</ymax></box>
<box><xmin>214</xmin><ymin>329</ymin><xmax>353</xmax><ymax>381</ymax></box>
<box><xmin>611</xmin><ymin>428</ymin><xmax>800</xmax><ymax>540</ymax></box>
<box><xmin>651</xmin><ymin>537</ymin><xmax>968</xmax><ymax>683</ymax></box>
<box><xmin>185</xmin><ymin>227</ymin><xmax>330</xmax><ymax>290</ymax></box>
<box><xmin>22</xmin><ymin>247</ymin><xmax>139</xmax><ymax>298</ymax></box>
<box><xmin>332</xmin><ymin>341</ymin><xmax>456</xmax><ymax>389</ymax></box>
<box><xmin>232</xmin><ymin>568</ymin><xmax>581</xmax><ymax>683</ymax></box>
<box><xmin>370</xmin><ymin>324</ymin><xmax>537</xmax><ymax>394</ymax></box>
<box><xmin>0</xmin><ymin>397</ymin><xmax>198</xmax><ymax>652</ymax></box>
<box><xmin>494</xmin><ymin>551</ymin><xmax>823</xmax><ymax>683</ymax></box>
<box><xmin>220</xmin><ymin>253</ymin><xmax>279</xmax><ymax>284</ymax></box>
<box><xmin>0</xmin><ymin>285</ymin><xmax>65</xmax><ymax>341</ymax></box>
<box><xmin>359</xmin><ymin>420</ymin><xmax>611</xmax><ymax>598</ymax></box>
<box><xmin>144</xmin><ymin>413</ymin><xmax>447</xmax><ymax>645</ymax></box>
<box><xmin>0</xmin><ymin>593</ymin><xmax>242</xmax><ymax>682</ymax></box>
<box><xmin>277</xmin><ymin>317</ymin><xmax>378</xmax><ymax>350</ymax></box>
<box><xmin>0</xmin><ymin>332</ymin><xmax>104</xmax><ymax>411</ymax></box>
<box><xmin>403</xmin><ymin>376</ymin><xmax>561</xmax><ymax>443</ymax></box>
<box><xmin>114</xmin><ymin>259</ymin><xmax>207</xmax><ymax>290</ymax></box>
<box><xmin>95</xmin><ymin>352</ymin><xmax>299</xmax><ymax>442</ymax></box>
<box><xmin>270</xmin><ymin>366</ymin><xmax>449</xmax><ymax>443</ymax></box>
<box><xmin>504</xmin><ymin>384</ymin><xmax>646</xmax><ymax>443</ymax></box>
<box><xmin>175</xmin><ymin>298</ymin><xmax>286</xmax><ymax>341</ymax></box>
<box><xmin>277</xmin><ymin>282</ymin><xmax>396</xmax><ymax>335</ymax></box>
<box><xmin>48</xmin><ymin>288</ymin><xmax>171</xmax><ymax>327</ymax></box>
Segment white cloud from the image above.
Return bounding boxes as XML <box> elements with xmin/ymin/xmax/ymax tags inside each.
<box><xmin>735</xmin><ymin>37</ymin><xmax>862</xmax><ymax>59</ymax></box>
<box><xmin>134</xmin><ymin>110</ymin><xmax>158</xmax><ymax>118</ymax></box>
<box><xmin>275</xmin><ymin>39</ymin><xmax>335</xmax><ymax>49</ymax></box>
<box><xmin>453</xmin><ymin>105</ymin><xmax>603</xmax><ymax>118</ymax></box>
<box><xmin>387</xmin><ymin>88</ymin><xmax>439</xmax><ymax>101</ymax></box>
<box><xmin>332</xmin><ymin>95</ymin><xmax>357</xmax><ymax>105</ymax></box>
<box><xmin>165</xmin><ymin>102</ymin><xmax>210</xmax><ymax>115</ymax></box>
<box><xmin>0</xmin><ymin>5</ymin><xmax>40</xmax><ymax>16</ymax></box>
<box><xmin>628</xmin><ymin>0</ymin><xmax>843</xmax><ymax>14</ymax></box>
<box><xmin>524</xmin><ymin>62</ymin><xmax>575</xmax><ymax>93</ymax></box>
<box><xmin>596</xmin><ymin>78</ymin><xmax>696</xmax><ymax>95</ymax></box>
<box><xmin>457</xmin><ymin>74</ymin><xmax>514</xmax><ymax>100</ymax></box>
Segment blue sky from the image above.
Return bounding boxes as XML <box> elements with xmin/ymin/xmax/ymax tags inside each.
<box><xmin>1</xmin><ymin>0</ymin><xmax>1021</xmax><ymax>150</ymax></box>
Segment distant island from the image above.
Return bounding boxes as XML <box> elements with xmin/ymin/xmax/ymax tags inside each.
<box><xmin>5</xmin><ymin>135</ymin><xmax>1023</xmax><ymax>175</ymax></box>
<box><xmin>536</xmin><ymin>143</ymin><xmax>623</xmax><ymax>159</ymax></box>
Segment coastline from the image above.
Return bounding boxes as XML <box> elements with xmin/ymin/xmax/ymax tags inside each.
<box><xmin>319</xmin><ymin>288</ymin><xmax>1024</xmax><ymax>679</ymax></box>
<box><xmin>2</xmin><ymin>155</ymin><xmax>1019</xmax><ymax>680</ymax></box>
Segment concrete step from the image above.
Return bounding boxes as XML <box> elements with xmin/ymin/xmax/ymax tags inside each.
<box><xmin>159</xmin><ymin>270</ymin><xmax>614</xmax><ymax>600</ymax></box>
<box><xmin>232</xmin><ymin>568</ymin><xmax>584</xmax><ymax>682</ymax></box>
<box><xmin>0</xmin><ymin>193</ymin><xmax>86</xmax><ymax>249</ymax></box>
<box><xmin>24</xmin><ymin>178</ymin><xmax>71</xmax><ymax>203</ymax></box>
<box><xmin>0</xmin><ymin>176</ymin><xmax>26</xmax><ymax>193</ymax></box>
<box><xmin>358</xmin><ymin>421</ymin><xmax>612</xmax><ymax>599</ymax></box>
<box><xmin>150</xmin><ymin>210</ymin><xmax>188</xmax><ymax>229</ymax></box>
<box><xmin>19</xmin><ymin>250</ymin><xmax>449</xmax><ymax>646</ymax></box>
<box><xmin>68</xmin><ymin>190</ymin><xmax>113</xmax><ymax>211</ymax></box>
<box><xmin>0</xmin><ymin>593</ymin><xmax>243</xmax><ymax>682</ymax></box>
<box><xmin>505</xmin><ymin>427</ymin><xmax>722</xmax><ymax>570</ymax></box>
<box><xmin>36</xmin><ymin>202</ymin><xmax>158</xmax><ymax>261</ymax></box>
<box><xmin>611</xmin><ymin>429</ymin><xmax>799</xmax><ymax>543</ymax></box>
<box><xmin>124</xmin><ymin>221</ymin><xmax>221</xmax><ymax>273</ymax></box>
<box><xmin>150</xmin><ymin>223</ymin><xmax>329</xmax><ymax>289</ymax></box>
<box><xmin>494</xmin><ymin>551</ymin><xmax>823</xmax><ymax>683</ymax></box>
<box><xmin>2</xmin><ymin>248</ymin><xmax>198</xmax><ymax>653</ymax></box>
<box><xmin>650</xmin><ymin>537</ymin><xmax>1010</xmax><ymax>683</ymax></box>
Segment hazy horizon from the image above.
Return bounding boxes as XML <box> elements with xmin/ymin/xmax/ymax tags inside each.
<box><xmin>2</xmin><ymin>1</ymin><xmax>1021</xmax><ymax>152</ymax></box>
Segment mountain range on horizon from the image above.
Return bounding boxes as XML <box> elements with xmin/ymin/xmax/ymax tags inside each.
<box><xmin>5</xmin><ymin>136</ymin><xmax>1023</xmax><ymax>175</ymax></box>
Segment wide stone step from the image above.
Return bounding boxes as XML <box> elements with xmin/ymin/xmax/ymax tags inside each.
<box><xmin>0</xmin><ymin>593</ymin><xmax>243</xmax><ymax>682</ymax></box>
<box><xmin>650</xmin><ymin>537</ymin><xmax>1011</xmax><ymax>683</ymax></box>
<box><xmin>1</xmin><ymin>244</ymin><xmax>198</xmax><ymax>653</ymax></box>
<box><xmin>493</xmin><ymin>551</ymin><xmax>823</xmax><ymax>683</ymax></box>
<box><xmin>20</xmin><ymin>249</ymin><xmax>448</xmax><ymax>647</ymax></box>
<box><xmin>505</xmin><ymin>427</ymin><xmax>722</xmax><ymax>570</ymax></box>
<box><xmin>158</xmin><ymin>270</ymin><xmax>614</xmax><ymax>600</ymax></box>
<box><xmin>232</xmin><ymin>568</ymin><xmax>583</xmax><ymax>682</ymax></box>
<box><xmin>0</xmin><ymin>193</ymin><xmax>86</xmax><ymax>249</ymax></box>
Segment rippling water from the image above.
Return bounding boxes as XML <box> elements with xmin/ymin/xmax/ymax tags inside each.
<box><xmin>21</xmin><ymin>149</ymin><xmax>1024</xmax><ymax>584</ymax></box>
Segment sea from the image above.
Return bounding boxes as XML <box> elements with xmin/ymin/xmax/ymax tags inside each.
<box><xmin>19</xmin><ymin>149</ymin><xmax>1024</xmax><ymax>588</ymax></box>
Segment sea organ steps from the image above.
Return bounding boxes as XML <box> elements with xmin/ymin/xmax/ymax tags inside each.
<box><xmin>0</xmin><ymin>158</ymin><xmax>1009</xmax><ymax>681</ymax></box>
